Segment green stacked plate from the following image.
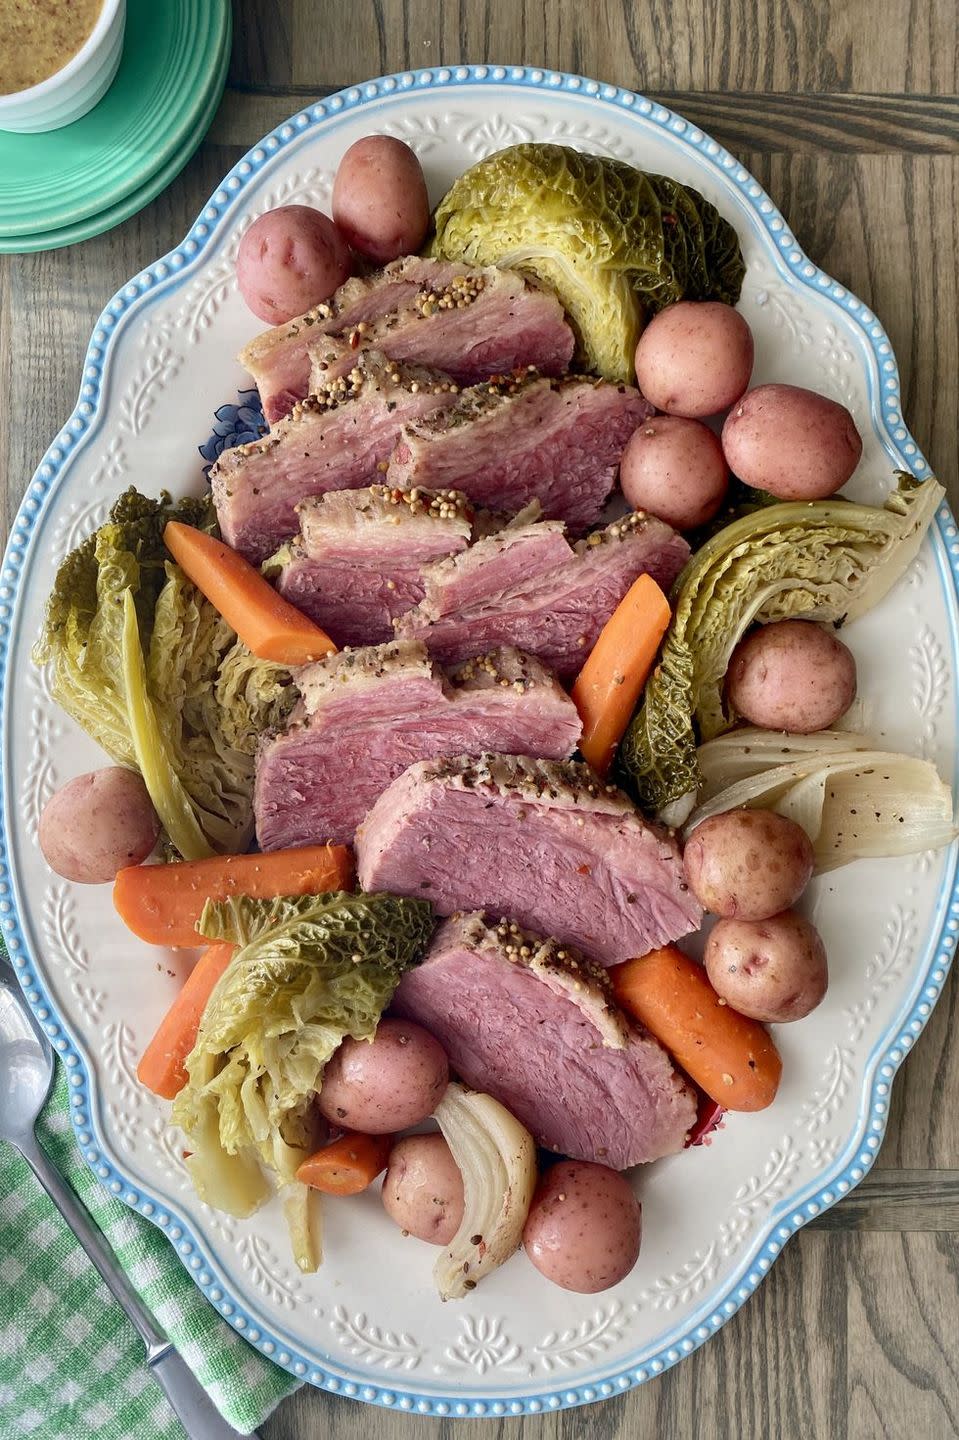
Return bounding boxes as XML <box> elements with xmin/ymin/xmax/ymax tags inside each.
<box><xmin>0</xmin><ymin>0</ymin><xmax>231</xmax><ymax>253</ymax></box>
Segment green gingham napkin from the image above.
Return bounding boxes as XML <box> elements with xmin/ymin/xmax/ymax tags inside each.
<box><xmin>0</xmin><ymin>1003</ymin><xmax>299</xmax><ymax>1438</ymax></box>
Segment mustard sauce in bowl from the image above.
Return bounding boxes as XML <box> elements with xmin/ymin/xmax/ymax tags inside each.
<box><xmin>0</xmin><ymin>0</ymin><xmax>104</xmax><ymax>95</ymax></box>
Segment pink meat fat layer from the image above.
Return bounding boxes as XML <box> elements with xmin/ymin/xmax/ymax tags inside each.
<box><xmin>387</xmin><ymin>380</ymin><xmax>653</xmax><ymax>532</ymax></box>
<box><xmin>210</xmin><ymin>386</ymin><xmax>451</xmax><ymax>563</ymax></box>
<box><xmin>276</xmin><ymin>557</ymin><xmax>430</xmax><ymax>645</ymax></box>
<box><xmin>356</xmin><ymin>777</ymin><xmax>701</xmax><ymax>966</ymax></box>
<box><xmin>254</xmin><ymin>666</ymin><xmax>582</xmax><ymax>849</ymax></box>
<box><xmin>398</xmin><ymin>520</ymin><xmax>690</xmax><ymax>678</ymax></box>
<box><xmin>393</xmin><ymin>934</ymin><xmax>696</xmax><ymax>1166</ymax></box>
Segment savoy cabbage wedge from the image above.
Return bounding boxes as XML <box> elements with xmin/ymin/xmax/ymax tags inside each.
<box><xmin>430</xmin><ymin>143</ymin><xmax>745</xmax><ymax>382</ymax></box>
<box><xmin>617</xmin><ymin>474</ymin><xmax>945</xmax><ymax>819</ymax></box>
<box><xmin>172</xmin><ymin>891</ymin><xmax>435</xmax><ymax>1271</ymax></box>
<box><xmin>34</xmin><ymin>488</ymin><xmax>297</xmax><ymax>857</ymax></box>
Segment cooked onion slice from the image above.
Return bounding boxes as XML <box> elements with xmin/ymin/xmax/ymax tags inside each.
<box><xmin>689</xmin><ymin>729</ymin><xmax>957</xmax><ymax>872</ymax></box>
<box><xmin>432</xmin><ymin>1083</ymin><xmax>537</xmax><ymax>1300</ymax></box>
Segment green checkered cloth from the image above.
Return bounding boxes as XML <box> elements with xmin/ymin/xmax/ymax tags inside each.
<box><xmin>0</xmin><ymin>1060</ymin><xmax>299</xmax><ymax>1438</ymax></box>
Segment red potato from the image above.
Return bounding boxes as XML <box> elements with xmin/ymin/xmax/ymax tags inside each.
<box><xmin>236</xmin><ymin>205</ymin><xmax>351</xmax><ymax>324</ymax></box>
<box><xmin>721</xmin><ymin>382</ymin><xmax>862</xmax><ymax>499</ymax></box>
<box><xmin>634</xmin><ymin>300</ymin><xmax>754</xmax><ymax>417</ymax></box>
<box><xmin>523</xmin><ymin>1161</ymin><xmax>641</xmax><ymax>1294</ymax></box>
<box><xmin>381</xmin><ymin>1134</ymin><xmax>465</xmax><ymax>1245</ymax></box>
<box><xmin>318</xmin><ymin>1019</ymin><xmax>449</xmax><ymax>1134</ymax></box>
<box><xmin>704</xmin><ymin>909</ymin><xmax>828</xmax><ymax>1022</ymax></box>
<box><xmin>333</xmin><ymin>137</ymin><xmax>430</xmax><ymax>264</ymax></box>
<box><xmin>684</xmin><ymin>809</ymin><xmax>815</xmax><ymax>920</ymax></box>
<box><xmin>619</xmin><ymin>415</ymin><xmax>730</xmax><ymax>530</ymax></box>
<box><xmin>39</xmin><ymin>769</ymin><xmax>159</xmax><ymax>884</ymax></box>
<box><xmin>726</xmin><ymin>619</ymin><xmax>857</xmax><ymax>733</ymax></box>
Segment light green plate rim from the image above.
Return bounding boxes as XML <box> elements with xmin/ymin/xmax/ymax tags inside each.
<box><xmin>0</xmin><ymin>0</ymin><xmax>230</xmax><ymax>238</ymax></box>
<box><xmin>0</xmin><ymin>22</ymin><xmax>230</xmax><ymax>254</ymax></box>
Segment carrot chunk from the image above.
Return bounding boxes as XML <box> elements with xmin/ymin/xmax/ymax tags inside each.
<box><xmin>610</xmin><ymin>945</ymin><xmax>782</xmax><ymax>1112</ymax></box>
<box><xmin>114</xmin><ymin>844</ymin><xmax>354</xmax><ymax>947</ymax></box>
<box><xmin>571</xmin><ymin>573</ymin><xmax>671</xmax><ymax>777</ymax></box>
<box><xmin>165</xmin><ymin>520</ymin><xmax>336</xmax><ymax>665</ymax></box>
<box><xmin>296</xmin><ymin>1133</ymin><xmax>393</xmax><ymax>1196</ymax></box>
<box><xmin>136</xmin><ymin>943</ymin><xmax>235</xmax><ymax>1099</ymax></box>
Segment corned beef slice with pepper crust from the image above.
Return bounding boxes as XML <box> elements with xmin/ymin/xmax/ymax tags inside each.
<box><xmin>393</xmin><ymin>911</ymin><xmax>698</xmax><ymax>1167</ymax></box>
<box><xmin>356</xmin><ymin>754</ymin><xmax>702</xmax><ymax>966</ymax></box>
<box><xmin>254</xmin><ymin>643</ymin><xmax>582</xmax><ymax>849</ymax></box>
<box><xmin>386</xmin><ymin>371</ymin><xmax>653</xmax><ymax>531</ymax></box>
<box><xmin>239</xmin><ymin>256</ymin><xmax>468</xmax><ymax>424</ymax></box>
<box><xmin>306</xmin><ymin>264</ymin><xmax>574</xmax><ymax>392</ymax></box>
<box><xmin>395</xmin><ymin>511</ymin><xmax>690</xmax><ymax>679</ymax></box>
<box><xmin>239</xmin><ymin>256</ymin><xmax>575</xmax><ymax>424</ymax></box>
<box><xmin>273</xmin><ymin>486</ymin><xmax>473</xmax><ymax>646</ymax></box>
<box><xmin>210</xmin><ymin>350</ymin><xmax>457</xmax><ymax>562</ymax></box>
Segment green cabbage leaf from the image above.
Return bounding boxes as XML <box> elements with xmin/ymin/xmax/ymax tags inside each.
<box><xmin>617</xmin><ymin>474</ymin><xmax>945</xmax><ymax>818</ymax></box>
<box><xmin>172</xmin><ymin>891</ymin><xmax>435</xmax><ymax>1270</ymax></box>
<box><xmin>34</xmin><ymin>488</ymin><xmax>297</xmax><ymax>857</ymax></box>
<box><xmin>429</xmin><ymin>143</ymin><xmax>745</xmax><ymax>381</ymax></box>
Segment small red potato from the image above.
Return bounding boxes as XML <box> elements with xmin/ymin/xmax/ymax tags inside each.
<box><xmin>619</xmin><ymin>415</ymin><xmax>730</xmax><ymax>530</ymax></box>
<box><xmin>726</xmin><ymin>619</ymin><xmax>857</xmax><ymax>733</ymax></box>
<box><xmin>236</xmin><ymin>205</ymin><xmax>351</xmax><ymax>324</ymax></box>
<box><xmin>634</xmin><ymin>300</ymin><xmax>754</xmax><ymax>417</ymax></box>
<box><xmin>381</xmin><ymin>1133</ymin><xmax>465</xmax><ymax>1245</ymax></box>
<box><xmin>721</xmin><ymin>383</ymin><xmax>862</xmax><ymax>499</ymax></box>
<box><xmin>318</xmin><ymin>1019</ymin><xmax>449</xmax><ymax>1134</ymax></box>
<box><xmin>523</xmin><ymin>1161</ymin><xmax>641</xmax><ymax>1293</ymax></box>
<box><xmin>704</xmin><ymin>909</ymin><xmax>828</xmax><ymax>1022</ymax></box>
<box><xmin>684</xmin><ymin>810</ymin><xmax>815</xmax><ymax>920</ymax></box>
<box><xmin>333</xmin><ymin>136</ymin><xmax>430</xmax><ymax>263</ymax></box>
<box><xmin>39</xmin><ymin>769</ymin><xmax>159</xmax><ymax>884</ymax></box>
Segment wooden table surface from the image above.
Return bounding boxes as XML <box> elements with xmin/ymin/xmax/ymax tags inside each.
<box><xmin>2</xmin><ymin>3</ymin><xmax>957</xmax><ymax>1437</ymax></box>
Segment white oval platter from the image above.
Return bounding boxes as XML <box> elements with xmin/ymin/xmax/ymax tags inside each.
<box><xmin>2</xmin><ymin>66</ymin><xmax>957</xmax><ymax>1417</ymax></box>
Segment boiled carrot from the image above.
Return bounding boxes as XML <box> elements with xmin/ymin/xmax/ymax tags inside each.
<box><xmin>609</xmin><ymin>945</ymin><xmax>782</xmax><ymax>1112</ymax></box>
<box><xmin>164</xmin><ymin>521</ymin><xmax>337</xmax><ymax>666</ymax></box>
<box><xmin>571</xmin><ymin>573</ymin><xmax>671</xmax><ymax>777</ymax></box>
<box><xmin>296</xmin><ymin>1132</ymin><xmax>393</xmax><ymax>1196</ymax></box>
<box><xmin>136</xmin><ymin>943</ymin><xmax>235</xmax><ymax>1099</ymax></box>
<box><xmin>114</xmin><ymin>844</ymin><xmax>354</xmax><ymax>947</ymax></box>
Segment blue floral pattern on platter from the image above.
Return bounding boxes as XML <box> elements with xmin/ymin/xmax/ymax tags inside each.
<box><xmin>198</xmin><ymin>389</ymin><xmax>266</xmax><ymax>470</ymax></box>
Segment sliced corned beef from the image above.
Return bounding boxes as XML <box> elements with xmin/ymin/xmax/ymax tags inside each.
<box><xmin>273</xmin><ymin>486</ymin><xmax>473</xmax><ymax>646</ymax></box>
<box><xmin>254</xmin><ymin>644</ymin><xmax>582</xmax><ymax>849</ymax></box>
<box><xmin>395</xmin><ymin>511</ymin><xmax>690</xmax><ymax>678</ymax></box>
<box><xmin>307</xmin><ymin>265</ymin><xmax>574</xmax><ymax>392</ymax></box>
<box><xmin>238</xmin><ymin>256</ymin><xmax>468</xmax><ymax>424</ymax></box>
<box><xmin>240</xmin><ymin>256</ymin><xmax>575</xmax><ymax>425</ymax></box>
<box><xmin>392</xmin><ymin>912</ymin><xmax>697</xmax><ymax>1166</ymax></box>
<box><xmin>385</xmin><ymin>372</ymin><xmax>653</xmax><ymax>531</ymax></box>
<box><xmin>356</xmin><ymin>754</ymin><xmax>702</xmax><ymax>966</ymax></box>
<box><xmin>210</xmin><ymin>351</ymin><xmax>458</xmax><ymax>562</ymax></box>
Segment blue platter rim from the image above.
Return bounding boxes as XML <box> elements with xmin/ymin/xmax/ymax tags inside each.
<box><xmin>1</xmin><ymin>63</ymin><xmax>957</xmax><ymax>1418</ymax></box>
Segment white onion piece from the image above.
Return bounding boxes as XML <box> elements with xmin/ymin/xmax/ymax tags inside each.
<box><xmin>688</xmin><ymin>729</ymin><xmax>957</xmax><ymax>872</ymax></box>
<box><xmin>432</xmin><ymin>1083</ymin><xmax>537</xmax><ymax>1300</ymax></box>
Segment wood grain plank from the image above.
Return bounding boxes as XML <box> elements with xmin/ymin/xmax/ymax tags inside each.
<box><xmin>228</xmin><ymin>0</ymin><xmax>293</xmax><ymax>90</ymax></box>
<box><xmin>808</xmin><ymin>1170</ymin><xmax>959</xmax><ymax>1231</ymax></box>
<box><xmin>847</xmin><ymin>1233</ymin><xmax>959</xmax><ymax>1439</ymax></box>
<box><xmin>208</xmin><ymin>88</ymin><xmax>959</xmax><ymax>157</ymax></box>
<box><xmin>234</xmin><ymin>0</ymin><xmax>958</xmax><ymax>96</ymax></box>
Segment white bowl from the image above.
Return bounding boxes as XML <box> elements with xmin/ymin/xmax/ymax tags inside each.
<box><xmin>0</xmin><ymin>0</ymin><xmax>126</xmax><ymax>134</ymax></box>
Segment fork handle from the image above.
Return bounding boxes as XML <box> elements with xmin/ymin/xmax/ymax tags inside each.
<box><xmin>18</xmin><ymin>1133</ymin><xmax>257</xmax><ymax>1439</ymax></box>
